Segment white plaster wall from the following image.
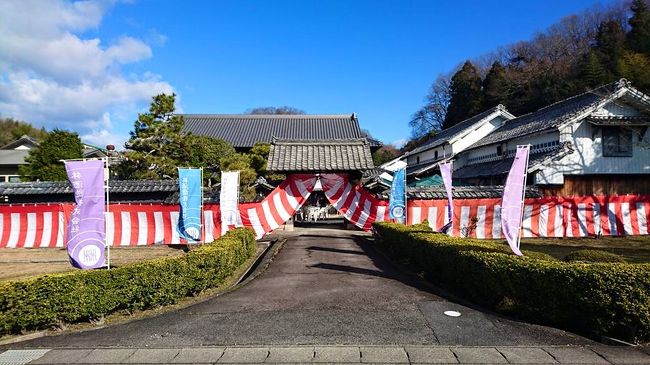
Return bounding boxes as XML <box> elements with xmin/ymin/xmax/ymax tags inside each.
<box><xmin>452</xmin><ymin>116</ymin><xmax>507</xmax><ymax>153</ymax></box>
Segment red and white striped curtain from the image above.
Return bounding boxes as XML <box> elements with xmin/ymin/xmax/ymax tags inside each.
<box><xmin>1</xmin><ymin>176</ymin><xmax>649</xmax><ymax>248</ymax></box>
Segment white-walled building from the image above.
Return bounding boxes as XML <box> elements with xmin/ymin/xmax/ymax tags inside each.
<box><xmin>402</xmin><ymin>105</ymin><xmax>515</xmax><ymax>177</ymax></box>
<box><xmin>453</xmin><ymin>79</ymin><xmax>650</xmax><ymax>195</ymax></box>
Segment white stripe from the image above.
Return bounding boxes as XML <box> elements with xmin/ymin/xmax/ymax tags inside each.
<box><xmin>137</xmin><ymin>212</ymin><xmax>148</xmax><ymax>246</ymax></box>
<box><xmin>538</xmin><ymin>205</ymin><xmax>549</xmax><ymax>237</ymax></box>
<box><xmin>24</xmin><ymin>213</ymin><xmax>37</xmax><ymax>248</ymax></box>
<box><xmin>492</xmin><ymin>205</ymin><xmax>502</xmax><ymax>239</ymax></box>
<box><xmin>105</xmin><ymin>212</ymin><xmax>114</xmax><ymax>246</ymax></box>
<box><xmin>343</xmin><ymin>191</ymin><xmax>361</xmax><ymax>220</ymax></box>
<box><xmin>356</xmin><ymin>199</ymin><xmax>372</xmax><ymax>228</ymax></box>
<box><xmin>476</xmin><ymin>206</ymin><xmax>486</xmax><ymax>239</ymax></box>
<box><xmin>621</xmin><ymin>202</ymin><xmax>633</xmax><ymax>235</ymax></box>
<box><xmin>41</xmin><ymin>212</ymin><xmax>52</xmax><ymax>248</ymax></box>
<box><xmin>204</xmin><ymin>210</ymin><xmax>215</xmax><ymax>242</ymax></box>
<box><xmin>411</xmin><ymin>207</ymin><xmax>422</xmax><ymax>224</ymax></box>
<box><xmin>333</xmin><ymin>184</ymin><xmax>353</xmax><ymax>211</ymax></box>
<box><xmin>7</xmin><ymin>213</ymin><xmax>20</xmax><ymax>248</ymax></box>
<box><xmin>154</xmin><ymin>212</ymin><xmax>164</xmax><ymax>244</ymax></box>
<box><xmin>577</xmin><ymin>203</ymin><xmax>588</xmax><ymax>237</ymax></box>
<box><xmin>262</xmin><ymin>200</ymin><xmax>279</xmax><ymax>230</ymax></box>
<box><xmin>247</xmin><ymin>207</ymin><xmax>266</xmax><ymax>239</ymax></box>
<box><xmin>522</xmin><ymin>205</ymin><xmax>533</xmax><ymax>238</ymax></box>
<box><xmin>593</xmin><ymin>204</ymin><xmax>601</xmax><ymax>236</ymax></box>
<box><xmin>170</xmin><ymin>211</ymin><xmax>180</xmax><ymax>244</ymax></box>
<box><xmin>285</xmin><ymin>184</ymin><xmax>301</xmax><ymax>210</ymax></box>
<box><xmin>56</xmin><ymin>212</ymin><xmax>65</xmax><ymax>247</ymax></box>
<box><xmin>636</xmin><ymin>203</ymin><xmax>648</xmax><ymax>235</ymax></box>
<box><xmin>565</xmin><ymin>205</ymin><xmax>573</xmax><ymax>237</ymax></box>
<box><xmin>273</xmin><ymin>193</ymin><xmax>291</xmax><ymax>223</ymax></box>
<box><xmin>427</xmin><ymin>207</ymin><xmax>437</xmax><ymax>230</ymax></box>
<box><xmin>608</xmin><ymin>203</ymin><xmax>618</xmax><ymax>236</ymax></box>
<box><xmin>375</xmin><ymin>206</ymin><xmax>386</xmax><ymax>222</ymax></box>
<box><xmin>120</xmin><ymin>211</ymin><xmax>131</xmax><ymax>246</ymax></box>
<box><xmin>460</xmin><ymin>206</ymin><xmax>470</xmax><ymax>237</ymax></box>
<box><xmin>554</xmin><ymin>205</ymin><xmax>563</xmax><ymax>237</ymax></box>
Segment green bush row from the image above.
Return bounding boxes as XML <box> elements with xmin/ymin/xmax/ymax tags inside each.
<box><xmin>0</xmin><ymin>228</ymin><xmax>256</xmax><ymax>336</ymax></box>
<box><xmin>565</xmin><ymin>249</ymin><xmax>627</xmax><ymax>263</ymax></box>
<box><xmin>372</xmin><ymin>222</ymin><xmax>650</xmax><ymax>343</ymax></box>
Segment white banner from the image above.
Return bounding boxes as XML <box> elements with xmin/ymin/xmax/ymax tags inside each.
<box><xmin>220</xmin><ymin>171</ymin><xmax>242</xmax><ymax>235</ymax></box>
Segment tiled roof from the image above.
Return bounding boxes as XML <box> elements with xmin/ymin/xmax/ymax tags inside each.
<box><xmin>0</xmin><ymin>150</ymin><xmax>30</xmax><ymax>165</ymax></box>
<box><xmin>454</xmin><ymin>146</ymin><xmax>570</xmax><ymax>179</ymax></box>
<box><xmin>404</xmin><ymin>105</ymin><xmax>511</xmax><ymax>157</ymax></box>
<box><xmin>1</xmin><ymin>135</ymin><xmax>38</xmax><ymax>150</ymax></box>
<box><xmin>0</xmin><ymin>180</ymin><xmax>179</xmax><ymax>196</ymax></box>
<box><xmin>469</xmin><ymin>80</ymin><xmax>627</xmax><ymax>150</ymax></box>
<box><xmin>181</xmin><ymin>114</ymin><xmax>381</xmax><ymax>148</ymax></box>
<box><xmin>267</xmin><ymin>138</ymin><xmax>374</xmax><ymax>172</ymax></box>
<box><xmin>376</xmin><ymin>185</ymin><xmax>543</xmax><ymax>200</ymax></box>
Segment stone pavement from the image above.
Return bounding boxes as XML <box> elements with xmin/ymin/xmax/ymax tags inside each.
<box><xmin>1</xmin><ymin>345</ymin><xmax>648</xmax><ymax>364</ymax></box>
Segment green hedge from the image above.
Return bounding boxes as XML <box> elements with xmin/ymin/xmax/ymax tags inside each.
<box><xmin>0</xmin><ymin>228</ymin><xmax>256</xmax><ymax>336</ymax></box>
<box><xmin>373</xmin><ymin>222</ymin><xmax>650</xmax><ymax>343</ymax></box>
<box><xmin>565</xmin><ymin>249</ymin><xmax>627</xmax><ymax>263</ymax></box>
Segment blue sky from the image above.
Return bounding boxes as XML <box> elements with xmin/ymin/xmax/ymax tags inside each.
<box><xmin>0</xmin><ymin>0</ymin><xmax>616</xmax><ymax>148</ymax></box>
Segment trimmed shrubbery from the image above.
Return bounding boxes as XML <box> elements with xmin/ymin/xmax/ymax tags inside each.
<box><xmin>565</xmin><ymin>249</ymin><xmax>627</xmax><ymax>263</ymax></box>
<box><xmin>373</xmin><ymin>222</ymin><xmax>650</xmax><ymax>343</ymax></box>
<box><xmin>0</xmin><ymin>228</ymin><xmax>256</xmax><ymax>336</ymax></box>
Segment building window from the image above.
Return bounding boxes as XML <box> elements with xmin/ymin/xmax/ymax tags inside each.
<box><xmin>496</xmin><ymin>145</ymin><xmax>503</xmax><ymax>156</ymax></box>
<box><xmin>8</xmin><ymin>176</ymin><xmax>20</xmax><ymax>183</ymax></box>
<box><xmin>416</xmin><ymin>156</ymin><xmax>420</xmax><ymax>164</ymax></box>
<box><xmin>602</xmin><ymin>126</ymin><xmax>632</xmax><ymax>157</ymax></box>
<box><xmin>434</xmin><ymin>150</ymin><xmax>439</xmax><ymax>160</ymax></box>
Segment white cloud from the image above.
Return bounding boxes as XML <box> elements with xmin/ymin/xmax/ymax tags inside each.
<box><xmin>0</xmin><ymin>0</ymin><xmax>174</xmax><ymax>148</ymax></box>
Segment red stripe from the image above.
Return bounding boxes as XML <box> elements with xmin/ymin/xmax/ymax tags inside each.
<box><xmin>614</xmin><ymin>202</ymin><xmax>625</xmax><ymax>236</ymax></box>
<box><xmin>278</xmin><ymin>188</ymin><xmax>296</xmax><ymax>217</ymax></box>
<box><xmin>146</xmin><ymin>211</ymin><xmax>155</xmax><ymax>245</ymax></box>
<box><xmin>34</xmin><ymin>212</ymin><xmax>44</xmax><ymax>248</ymax></box>
<box><xmin>484</xmin><ymin>205</ymin><xmax>495</xmax><ymax>239</ymax></box>
<box><xmin>339</xmin><ymin>187</ymin><xmax>358</xmax><ymax>216</ymax></box>
<box><xmin>49</xmin><ymin>209</ymin><xmax>60</xmax><ymax>248</ymax></box>
<box><xmin>0</xmin><ymin>212</ymin><xmax>9</xmax><ymax>247</ymax></box>
<box><xmin>601</xmin><ymin>199</ymin><xmax>612</xmax><ymax>236</ymax></box>
<box><xmin>530</xmin><ymin>204</ymin><xmax>540</xmax><ymax>238</ymax></box>
<box><xmin>129</xmin><ymin>211</ymin><xmax>139</xmax><ymax>246</ymax></box>
<box><xmin>467</xmin><ymin>205</ymin><xmax>478</xmax><ymax>238</ymax></box>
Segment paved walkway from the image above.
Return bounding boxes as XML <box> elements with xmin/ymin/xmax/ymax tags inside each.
<box><xmin>1</xmin><ymin>229</ymin><xmax>647</xmax><ymax>364</ymax></box>
<box><xmin>1</xmin><ymin>345</ymin><xmax>649</xmax><ymax>364</ymax></box>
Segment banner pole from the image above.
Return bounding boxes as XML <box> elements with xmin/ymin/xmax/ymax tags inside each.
<box><xmin>200</xmin><ymin>167</ymin><xmax>204</xmax><ymax>244</ymax></box>
<box><xmin>105</xmin><ymin>157</ymin><xmax>111</xmax><ymax>270</ymax></box>
<box><xmin>404</xmin><ymin>165</ymin><xmax>407</xmax><ymax>225</ymax></box>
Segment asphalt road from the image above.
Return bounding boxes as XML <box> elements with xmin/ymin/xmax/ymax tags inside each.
<box><xmin>12</xmin><ymin>229</ymin><xmax>593</xmax><ymax>348</ymax></box>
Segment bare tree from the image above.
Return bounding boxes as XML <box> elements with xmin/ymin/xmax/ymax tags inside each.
<box><xmin>246</xmin><ymin>106</ymin><xmax>306</xmax><ymax>115</ymax></box>
<box><xmin>409</xmin><ymin>75</ymin><xmax>451</xmax><ymax>138</ymax></box>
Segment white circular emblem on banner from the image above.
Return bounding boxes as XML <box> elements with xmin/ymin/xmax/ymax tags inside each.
<box><xmin>391</xmin><ymin>205</ymin><xmax>405</xmax><ymax>218</ymax></box>
<box><xmin>78</xmin><ymin>245</ymin><xmax>102</xmax><ymax>268</ymax></box>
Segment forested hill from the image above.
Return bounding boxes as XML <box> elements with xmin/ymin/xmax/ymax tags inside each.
<box><xmin>407</xmin><ymin>0</ymin><xmax>650</xmax><ymax>151</ymax></box>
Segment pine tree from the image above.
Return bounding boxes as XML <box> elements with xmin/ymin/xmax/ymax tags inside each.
<box><xmin>481</xmin><ymin>61</ymin><xmax>509</xmax><ymax>110</ymax></box>
<box><xmin>627</xmin><ymin>0</ymin><xmax>650</xmax><ymax>56</ymax></box>
<box><xmin>18</xmin><ymin>130</ymin><xmax>83</xmax><ymax>181</ymax></box>
<box><xmin>444</xmin><ymin>61</ymin><xmax>483</xmax><ymax>129</ymax></box>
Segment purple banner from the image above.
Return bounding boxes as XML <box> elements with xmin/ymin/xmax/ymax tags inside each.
<box><xmin>439</xmin><ymin>161</ymin><xmax>454</xmax><ymax>233</ymax></box>
<box><xmin>501</xmin><ymin>146</ymin><xmax>530</xmax><ymax>256</ymax></box>
<box><xmin>65</xmin><ymin>160</ymin><xmax>106</xmax><ymax>269</ymax></box>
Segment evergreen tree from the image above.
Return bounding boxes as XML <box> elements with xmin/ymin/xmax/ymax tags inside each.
<box><xmin>444</xmin><ymin>61</ymin><xmax>483</xmax><ymax>129</ymax></box>
<box><xmin>18</xmin><ymin>129</ymin><xmax>83</xmax><ymax>181</ymax></box>
<box><xmin>595</xmin><ymin>20</ymin><xmax>626</xmax><ymax>75</ymax></box>
<box><xmin>0</xmin><ymin>118</ymin><xmax>48</xmax><ymax>146</ymax></box>
<box><xmin>616</xmin><ymin>51</ymin><xmax>650</xmax><ymax>92</ymax></box>
<box><xmin>481</xmin><ymin>61</ymin><xmax>509</xmax><ymax>109</ymax></box>
<box><xmin>627</xmin><ymin>0</ymin><xmax>650</xmax><ymax>56</ymax></box>
<box><xmin>117</xmin><ymin>93</ymin><xmax>236</xmax><ymax>181</ymax></box>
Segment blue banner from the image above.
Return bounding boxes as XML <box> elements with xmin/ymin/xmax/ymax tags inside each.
<box><xmin>389</xmin><ymin>168</ymin><xmax>406</xmax><ymax>220</ymax></box>
<box><xmin>177</xmin><ymin>168</ymin><xmax>202</xmax><ymax>242</ymax></box>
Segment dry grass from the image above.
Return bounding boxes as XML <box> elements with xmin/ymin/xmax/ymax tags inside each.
<box><xmin>520</xmin><ymin>235</ymin><xmax>650</xmax><ymax>263</ymax></box>
<box><xmin>0</xmin><ymin>246</ymin><xmax>184</xmax><ymax>281</ymax></box>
